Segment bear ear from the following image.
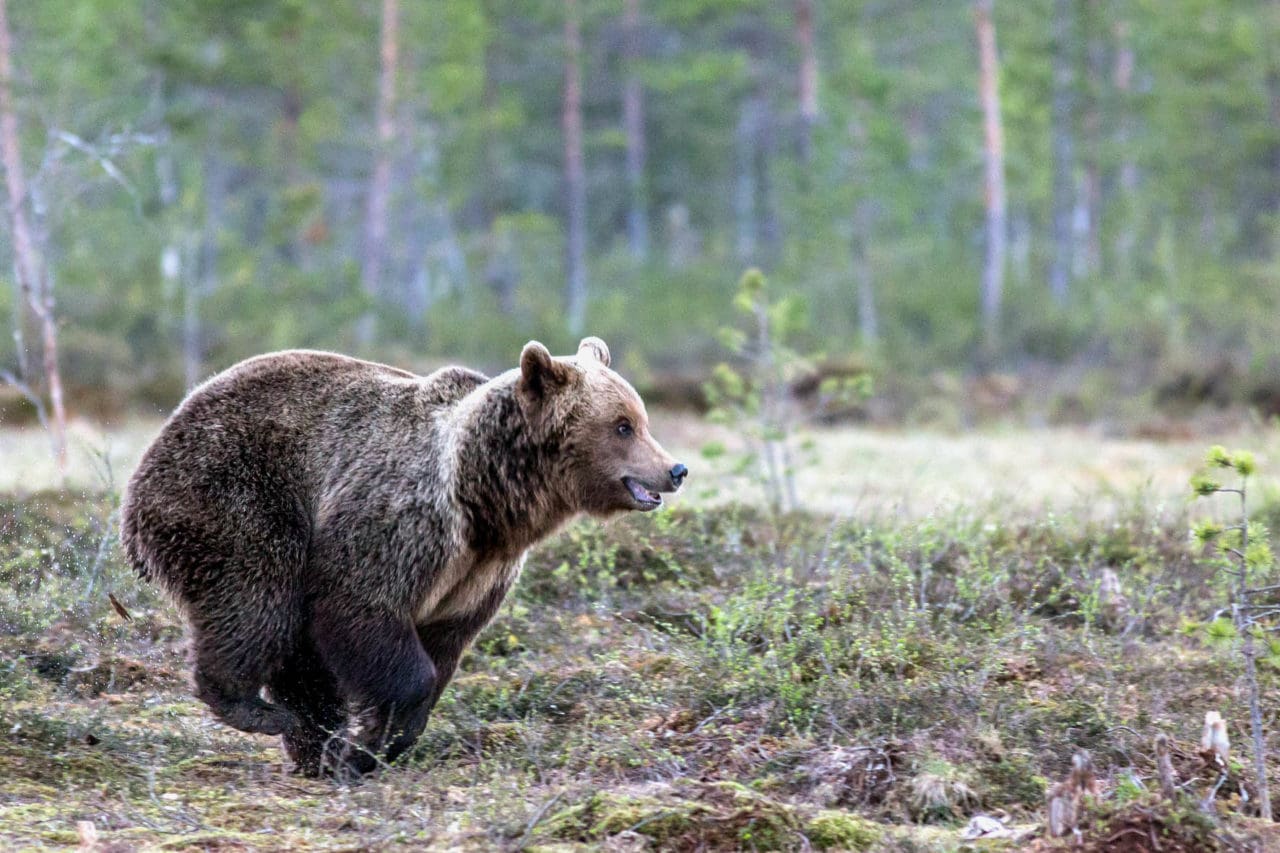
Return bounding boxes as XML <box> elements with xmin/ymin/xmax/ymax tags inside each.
<box><xmin>519</xmin><ymin>340</ymin><xmax>571</xmax><ymax>399</ymax></box>
<box><xmin>577</xmin><ymin>336</ymin><xmax>611</xmax><ymax>368</ymax></box>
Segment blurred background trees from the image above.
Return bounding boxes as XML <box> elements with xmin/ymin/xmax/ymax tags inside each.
<box><xmin>3</xmin><ymin>0</ymin><xmax>1280</xmax><ymax>417</ymax></box>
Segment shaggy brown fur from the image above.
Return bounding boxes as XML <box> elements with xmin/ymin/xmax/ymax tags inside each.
<box><xmin>121</xmin><ymin>338</ymin><xmax>684</xmax><ymax>778</ymax></box>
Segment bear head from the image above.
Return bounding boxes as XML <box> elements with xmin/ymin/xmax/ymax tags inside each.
<box><xmin>517</xmin><ymin>336</ymin><xmax>687</xmax><ymax>518</ymax></box>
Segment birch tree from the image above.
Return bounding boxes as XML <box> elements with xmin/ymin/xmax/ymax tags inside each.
<box><xmin>563</xmin><ymin>0</ymin><xmax>587</xmax><ymax>335</ymax></box>
<box><xmin>795</xmin><ymin>0</ymin><xmax>819</xmax><ymax>167</ymax></box>
<box><xmin>1048</xmin><ymin>0</ymin><xmax>1074</xmax><ymax>304</ymax></box>
<box><xmin>0</xmin><ymin>0</ymin><xmax>66</xmax><ymax>480</ymax></box>
<box><xmin>622</xmin><ymin>0</ymin><xmax>648</xmax><ymax>261</ymax></box>
<box><xmin>357</xmin><ymin>0</ymin><xmax>400</xmax><ymax>348</ymax></box>
<box><xmin>1112</xmin><ymin>18</ymin><xmax>1137</xmax><ymax>276</ymax></box>
<box><xmin>974</xmin><ymin>0</ymin><xmax>1006</xmax><ymax>355</ymax></box>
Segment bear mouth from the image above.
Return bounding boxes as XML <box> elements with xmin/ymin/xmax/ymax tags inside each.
<box><xmin>622</xmin><ymin>476</ymin><xmax>663</xmax><ymax>510</ymax></box>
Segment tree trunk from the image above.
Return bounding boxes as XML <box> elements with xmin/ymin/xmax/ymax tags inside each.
<box><xmin>190</xmin><ymin>149</ymin><xmax>226</xmax><ymax>390</ymax></box>
<box><xmin>852</xmin><ymin>205</ymin><xmax>878</xmax><ymax>347</ymax></box>
<box><xmin>1264</xmin><ymin>0</ymin><xmax>1280</xmax><ymax>259</ymax></box>
<box><xmin>157</xmin><ymin>139</ymin><xmax>198</xmax><ymax>389</ymax></box>
<box><xmin>562</xmin><ymin>0</ymin><xmax>587</xmax><ymax>335</ymax></box>
<box><xmin>0</xmin><ymin>0</ymin><xmax>36</xmax><ymax>313</ymax></box>
<box><xmin>276</xmin><ymin>12</ymin><xmax>304</xmax><ymax>265</ymax></box>
<box><xmin>1048</xmin><ymin>0</ymin><xmax>1074</xmax><ymax>304</ymax></box>
<box><xmin>1080</xmin><ymin>0</ymin><xmax>1103</xmax><ymax>277</ymax></box>
<box><xmin>975</xmin><ymin>0</ymin><xmax>1007</xmax><ymax>356</ymax></box>
<box><xmin>36</xmin><ymin>273</ymin><xmax>66</xmax><ymax>476</ymax></box>
<box><xmin>1112</xmin><ymin>18</ymin><xmax>1137</xmax><ymax>275</ymax></box>
<box><xmin>848</xmin><ymin>112</ymin><xmax>878</xmax><ymax>347</ymax></box>
<box><xmin>1241</xmin><ymin>625</ymin><xmax>1273</xmax><ymax>821</ymax></box>
<box><xmin>755</xmin><ymin>93</ymin><xmax>782</xmax><ymax>267</ymax></box>
<box><xmin>0</xmin><ymin>0</ymin><xmax>66</xmax><ymax>480</ymax></box>
<box><xmin>184</xmin><ymin>242</ymin><xmax>202</xmax><ymax>391</ymax></box>
<box><xmin>481</xmin><ymin>39</ymin><xmax>516</xmax><ymax>315</ymax></box>
<box><xmin>622</xmin><ymin>0</ymin><xmax>648</xmax><ymax>261</ymax></box>
<box><xmin>357</xmin><ymin>0</ymin><xmax>399</xmax><ymax>348</ymax></box>
<box><xmin>735</xmin><ymin>96</ymin><xmax>759</xmax><ymax>263</ymax></box>
<box><xmin>795</xmin><ymin>0</ymin><xmax>818</xmax><ymax>167</ymax></box>
<box><xmin>1237</xmin><ymin>490</ymin><xmax>1273</xmax><ymax>822</ymax></box>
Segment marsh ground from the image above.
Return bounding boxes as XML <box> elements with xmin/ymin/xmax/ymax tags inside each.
<box><xmin>2</xmin><ymin>417</ymin><xmax>1280</xmax><ymax>851</ymax></box>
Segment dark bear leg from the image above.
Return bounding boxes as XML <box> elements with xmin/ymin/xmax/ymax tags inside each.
<box><xmin>266</xmin><ymin>639</ymin><xmax>345</xmax><ymax>776</ymax></box>
<box><xmin>191</xmin><ymin>629</ymin><xmax>299</xmax><ymax>737</ymax></box>
<box><xmin>311</xmin><ymin>603</ymin><xmax>437</xmax><ymax>780</ymax></box>
<box><xmin>192</xmin><ymin>657</ymin><xmax>298</xmax><ymax>736</ymax></box>
<box><xmin>184</xmin><ymin>532</ymin><xmax>308</xmax><ymax>737</ymax></box>
<box><xmin>415</xmin><ymin>583</ymin><xmax>514</xmax><ymax>719</ymax></box>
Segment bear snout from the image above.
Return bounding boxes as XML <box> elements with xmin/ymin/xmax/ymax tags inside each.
<box><xmin>669</xmin><ymin>463</ymin><xmax>688</xmax><ymax>490</ymax></box>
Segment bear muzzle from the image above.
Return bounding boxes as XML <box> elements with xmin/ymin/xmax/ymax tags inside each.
<box><xmin>669</xmin><ymin>463</ymin><xmax>688</xmax><ymax>490</ymax></box>
<box><xmin>621</xmin><ymin>463</ymin><xmax>687</xmax><ymax>511</ymax></box>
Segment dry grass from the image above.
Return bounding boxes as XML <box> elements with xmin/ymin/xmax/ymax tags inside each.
<box><xmin>5</xmin><ymin>412</ymin><xmax>1279</xmax><ymax>517</ymax></box>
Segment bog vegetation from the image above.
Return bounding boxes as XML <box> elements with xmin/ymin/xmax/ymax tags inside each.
<box><xmin>2</xmin><ymin>433</ymin><xmax>1280</xmax><ymax>850</ymax></box>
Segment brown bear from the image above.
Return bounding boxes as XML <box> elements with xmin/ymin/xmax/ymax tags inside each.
<box><xmin>120</xmin><ymin>337</ymin><xmax>686</xmax><ymax>778</ymax></box>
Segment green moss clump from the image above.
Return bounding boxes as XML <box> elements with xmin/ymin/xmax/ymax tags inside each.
<box><xmin>544</xmin><ymin>787</ymin><xmax>707</xmax><ymax>844</ymax></box>
<box><xmin>806</xmin><ymin>810</ymin><xmax>881</xmax><ymax>850</ymax></box>
<box><xmin>544</xmin><ymin>781</ymin><xmax>827</xmax><ymax>850</ymax></box>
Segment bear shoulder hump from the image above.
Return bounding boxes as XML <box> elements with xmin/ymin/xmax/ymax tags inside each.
<box><xmin>418</xmin><ymin>365</ymin><xmax>489</xmax><ymax>407</ymax></box>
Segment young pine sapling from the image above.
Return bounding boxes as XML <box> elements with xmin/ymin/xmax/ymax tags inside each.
<box><xmin>702</xmin><ymin>268</ymin><xmax>870</xmax><ymax>514</ymax></box>
<box><xmin>1190</xmin><ymin>446</ymin><xmax>1279</xmax><ymax>821</ymax></box>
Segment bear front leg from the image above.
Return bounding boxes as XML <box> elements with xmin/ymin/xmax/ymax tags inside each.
<box><xmin>310</xmin><ymin>603</ymin><xmax>437</xmax><ymax>780</ymax></box>
<box><xmin>266</xmin><ymin>639</ymin><xmax>346</xmax><ymax>777</ymax></box>
<box><xmin>415</xmin><ymin>587</ymin><xmax>509</xmax><ymax>718</ymax></box>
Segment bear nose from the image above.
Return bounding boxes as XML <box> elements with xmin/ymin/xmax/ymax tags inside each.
<box><xmin>669</xmin><ymin>463</ymin><xmax>688</xmax><ymax>489</ymax></box>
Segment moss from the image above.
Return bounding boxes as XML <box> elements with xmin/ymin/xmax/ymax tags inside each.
<box><xmin>153</xmin><ymin>830</ymin><xmax>279</xmax><ymax>849</ymax></box>
<box><xmin>805</xmin><ymin>810</ymin><xmax>881</xmax><ymax>850</ymax></box>
<box><xmin>544</xmin><ymin>787</ymin><xmax>707</xmax><ymax>843</ymax></box>
<box><xmin>1070</xmin><ymin>794</ymin><xmax>1232</xmax><ymax>852</ymax></box>
<box><xmin>544</xmin><ymin>781</ymin><xmax>817</xmax><ymax>850</ymax></box>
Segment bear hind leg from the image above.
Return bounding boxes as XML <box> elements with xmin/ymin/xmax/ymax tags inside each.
<box><xmin>193</xmin><ymin>663</ymin><xmax>298</xmax><ymax>736</ymax></box>
<box><xmin>190</xmin><ymin>588</ymin><xmax>303</xmax><ymax>738</ymax></box>
<box><xmin>311</xmin><ymin>604</ymin><xmax>437</xmax><ymax>780</ymax></box>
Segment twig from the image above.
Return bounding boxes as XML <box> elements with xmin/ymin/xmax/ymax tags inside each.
<box><xmin>513</xmin><ymin>791</ymin><xmax>563</xmax><ymax>850</ymax></box>
<box><xmin>690</xmin><ymin>706</ymin><xmax>730</xmax><ymax>734</ymax></box>
<box><xmin>1202</xmin><ymin>771</ymin><xmax>1229</xmax><ymax>812</ymax></box>
<box><xmin>0</xmin><ymin>367</ymin><xmax>50</xmax><ymax>431</ymax></box>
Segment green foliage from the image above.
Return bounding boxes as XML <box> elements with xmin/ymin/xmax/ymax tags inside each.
<box><xmin>703</xmin><ymin>268</ymin><xmax>870</xmax><ymax>513</ymax></box>
<box><xmin>1188</xmin><ymin>445</ymin><xmax>1276</xmax><ymax>584</ymax></box>
<box><xmin>1206</xmin><ymin>445</ymin><xmax>1233</xmax><ymax>468</ymax></box>
<box><xmin>1202</xmin><ymin>617</ymin><xmax>1237</xmax><ymax>646</ymax></box>
<box><xmin>1192</xmin><ymin>519</ymin><xmax>1224</xmax><ymax>544</ymax></box>
<box><xmin>1190</xmin><ymin>472</ymin><xmax>1221</xmax><ymax>497</ymax></box>
<box><xmin>1265</xmin><ymin>638</ymin><xmax>1280</xmax><ymax>671</ymax></box>
<box><xmin>8</xmin><ymin>0</ymin><xmax>1280</xmax><ymax>407</ymax></box>
<box><xmin>1187</xmin><ymin>443</ymin><xmax>1277</xmax><ymax>818</ymax></box>
<box><xmin>544</xmin><ymin>780</ymin><xmax>877</xmax><ymax>851</ymax></box>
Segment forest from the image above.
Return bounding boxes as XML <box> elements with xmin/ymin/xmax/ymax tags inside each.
<box><xmin>2</xmin><ymin>0</ymin><xmax>1280</xmax><ymax>425</ymax></box>
<box><xmin>3</xmin><ymin>0</ymin><xmax>1280</xmax><ymax>851</ymax></box>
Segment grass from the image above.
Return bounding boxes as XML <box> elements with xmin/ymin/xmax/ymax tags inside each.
<box><xmin>6</xmin><ymin>412</ymin><xmax>1280</xmax><ymax>516</ymax></box>
<box><xmin>3</xmin><ymin>422</ymin><xmax>1280</xmax><ymax>850</ymax></box>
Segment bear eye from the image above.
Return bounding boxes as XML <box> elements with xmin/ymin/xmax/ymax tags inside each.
<box><xmin>616</xmin><ymin>421</ymin><xmax>634</xmax><ymax>438</ymax></box>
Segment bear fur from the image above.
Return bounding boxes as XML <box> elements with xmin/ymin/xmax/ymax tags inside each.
<box><xmin>121</xmin><ymin>337</ymin><xmax>685</xmax><ymax>778</ymax></box>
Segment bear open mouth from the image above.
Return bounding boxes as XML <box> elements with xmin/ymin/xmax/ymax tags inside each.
<box><xmin>622</xmin><ymin>476</ymin><xmax>663</xmax><ymax>510</ymax></box>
